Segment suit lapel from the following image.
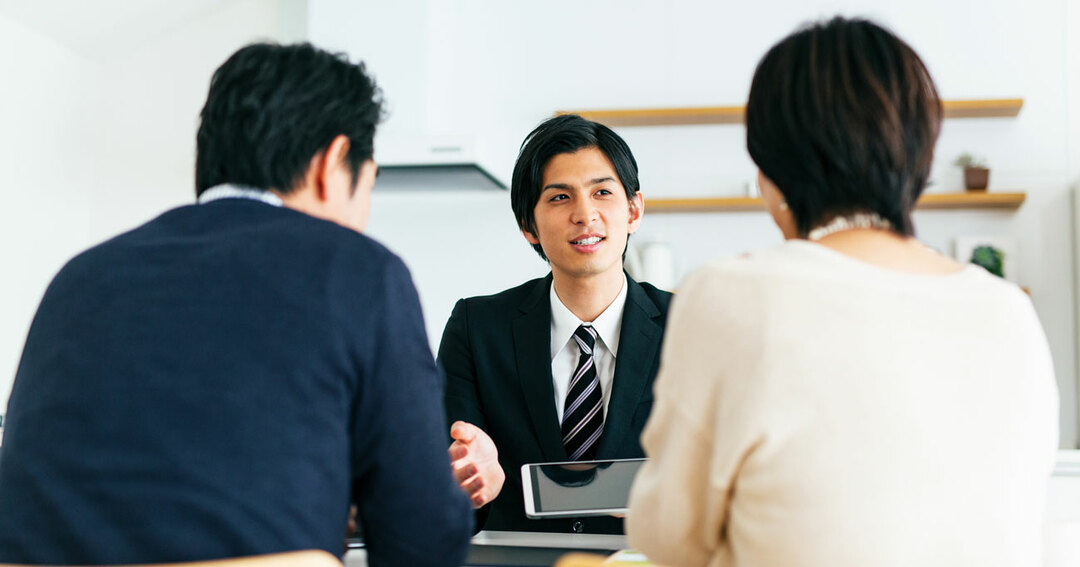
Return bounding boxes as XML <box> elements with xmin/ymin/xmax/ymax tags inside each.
<box><xmin>512</xmin><ymin>274</ymin><xmax>568</xmax><ymax>461</ymax></box>
<box><xmin>596</xmin><ymin>276</ymin><xmax>662</xmax><ymax>459</ymax></box>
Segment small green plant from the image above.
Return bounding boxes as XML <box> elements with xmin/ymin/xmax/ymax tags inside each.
<box><xmin>970</xmin><ymin>245</ymin><xmax>1005</xmax><ymax>278</ymax></box>
<box><xmin>953</xmin><ymin>153</ymin><xmax>987</xmax><ymax>168</ymax></box>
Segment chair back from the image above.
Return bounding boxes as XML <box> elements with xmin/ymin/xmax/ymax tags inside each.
<box><xmin>0</xmin><ymin>549</ymin><xmax>341</xmax><ymax>567</ymax></box>
<box><xmin>554</xmin><ymin>552</ymin><xmax>609</xmax><ymax>567</ymax></box>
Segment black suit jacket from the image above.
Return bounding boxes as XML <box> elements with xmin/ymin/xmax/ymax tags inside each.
<box><xmin>438</xmin><ymin>273</ymin><xmax>671</xmax><ymax>534</ymax></box>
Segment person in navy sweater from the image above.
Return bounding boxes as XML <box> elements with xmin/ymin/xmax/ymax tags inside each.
<box><xmin>0</xmin><ymin>42</ymin><xmax>472</xmax><ymax>566</ymax></box>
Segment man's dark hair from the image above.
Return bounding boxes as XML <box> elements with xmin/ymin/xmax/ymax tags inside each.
<box><xmin>746</xmin><ymin>17</ymin><xmax>942</xmax><ymax>237</ymax></box>
<box><xmin>195</xmin><ymin>42</ymin><xmax>383</xmax><ymax>197</ymax></box>
<box><xmin>511</xmin><ymin>114</ymin><xmax>640</xmax><ymax>261</ymax></box>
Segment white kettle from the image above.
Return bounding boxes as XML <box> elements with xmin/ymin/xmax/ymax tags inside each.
<box><xmin>624</xmin><ymin>240</ymin><xmax>676</xmax><ymax>291</ymax></box>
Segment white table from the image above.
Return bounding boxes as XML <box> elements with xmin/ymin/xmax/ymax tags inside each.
<box><xmin>345</xmin><ymin>530</ymin><xmax>626</xmax><ymax>567</ymax></box>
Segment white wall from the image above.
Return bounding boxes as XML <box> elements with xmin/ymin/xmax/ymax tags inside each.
<box><xmin>2</xmin><ymin>0</ymin><xmax>1077</xmax><ymax>449</ymax></box>
<box><xmin>0</xmin><ymin>14</ymin><xmax>96</xmax><ymax>410</ymax></box>
<box><xmin>311</xmin><ymin>0</ymin><xmax>1080</xmax><ymax>449</ymax></box>
<box><xmin>0</xmin><ymin>0</ymin><xmax>303</xmax><ymax>405</ymax></box>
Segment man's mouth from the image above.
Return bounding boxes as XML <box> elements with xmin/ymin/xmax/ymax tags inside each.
<box><xmin>571</xmin><ymin>236</ymin><xmax>605</xmax><ymax>245</ymax></box>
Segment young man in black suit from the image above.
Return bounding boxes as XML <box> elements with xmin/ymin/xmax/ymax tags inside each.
<box><xmin>0</xmin><ymin>43</ymin><xmax>472</xmax><ymax>566</ymax></box>
<box><xmin>439</xmin><ymin>114</ymin><xmax>672</xmax><ymax>534</ymax></box>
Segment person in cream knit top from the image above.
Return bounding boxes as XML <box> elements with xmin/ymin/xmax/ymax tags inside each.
<box><xmin>628</xmin><ymin>241</ymin><xmax>1058</xmax><ymax>566</ymax></box>
<box><xmin>627</xmin><ymin>17</ymin><xmax>1059</xmax><ymax>567</ymax></box>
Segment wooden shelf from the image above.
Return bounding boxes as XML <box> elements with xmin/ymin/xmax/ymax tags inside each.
<box><xmin>648</xmin><ymin>197</ymin><xmax>763</xmax><ymax>212</ymax></box>
<box><xmin>556</xmin><ymin>105</ymin><xmax>745</xmax><ymax>126</ymax></box>
<box><xmin>647</xmin><ymin>192</ymin><xmax>1026</xmax><ymax>213</ymax></box>
<box><xmin>557</xmin><ymin>98</ymin><xmax>1023</xmax><ymax>127</ymax></box>
<box><xmin>942</xmin><ymin>98</ymin><xmax>1023</xmax><ymax>118</ymax></box>
<box><xmin>915</xmin><ymin>191</ymin><xmax>1026</xmax><ymax>209</ymax></box>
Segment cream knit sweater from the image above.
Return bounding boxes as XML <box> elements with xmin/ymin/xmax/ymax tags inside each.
<box><xmin>627</xmin><ymin>240</ymin><xmax>1059</xmax><ymax>567</ymax></box>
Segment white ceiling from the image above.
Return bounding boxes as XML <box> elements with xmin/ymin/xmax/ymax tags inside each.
<box><xmin>0</xmin><ymin>0</ymin><xmax>235</xmax><ymax>60</ymax></box>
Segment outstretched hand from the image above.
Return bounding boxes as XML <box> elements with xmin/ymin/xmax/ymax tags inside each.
<box><xmin>448</xmin><ymin>421</ymin><xmax>505</xmax><ymax>509</ymax></box>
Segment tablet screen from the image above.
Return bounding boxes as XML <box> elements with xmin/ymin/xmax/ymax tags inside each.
<box><xmin>526</xmin><ymin>458</ymin><xmax>646</xmax><ymax>515</ymax></box>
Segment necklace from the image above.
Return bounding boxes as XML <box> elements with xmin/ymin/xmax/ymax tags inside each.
<box><xmin>806</xmin><ymin>213</ymin><xmax>894</xmax><ymax>241</ymax></box>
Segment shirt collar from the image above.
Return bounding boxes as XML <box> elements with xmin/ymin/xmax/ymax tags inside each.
<box><xmin>198</xmin><ymin>184</ymin><xmax>283</xmax><ymax>207</ymax></box>
<box><xmin>549</xmin><ymin>273</ymin><xmax>628</xmax><ymax>360</ymax></box>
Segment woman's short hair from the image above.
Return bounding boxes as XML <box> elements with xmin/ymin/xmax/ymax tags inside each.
<box><xmin>746</xmin><ymin>17</ymin><xmax>943</xmax><ymax>237</ymax></box>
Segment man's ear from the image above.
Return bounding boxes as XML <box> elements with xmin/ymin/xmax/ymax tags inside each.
<box><xmin>627</xmin><ymin>192</ymin><xmax>644</xmax><ymax>234</ymax></box>
<box><xmin>312</xmin><ymin>135</ymin><xmax>352</xmax><ymax>202</ymax></box>
<box><xmin>521</xmin><ymin>224</ymin><xmax>540</xmax><ymax>245</ymax></box>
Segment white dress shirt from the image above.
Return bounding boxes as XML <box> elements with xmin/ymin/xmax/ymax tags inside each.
<box><xmin>198</xmin><ymin>184</ymin><xmax>283</xmax><ymax>206</ymax></box>
<box><xmin>549</xmin><ymin>275</ymin><xmax>627</xmax><ymax>423</ymax></box>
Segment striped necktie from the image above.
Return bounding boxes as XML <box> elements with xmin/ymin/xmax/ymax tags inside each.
<box><xmin>562</xmin><ymin>325</ymin><xmax>603</xmax><ymax>461</ymax></box>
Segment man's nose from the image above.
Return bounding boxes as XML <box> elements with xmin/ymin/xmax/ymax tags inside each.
<box><xmin>570</xmin><ymin>199</ymin><xmax>599</xmax><ymax>224</ymax></box>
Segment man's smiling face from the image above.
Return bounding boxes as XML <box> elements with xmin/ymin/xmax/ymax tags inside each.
<box><xmin>523</xmin><ymin>146</ymin><xmax>642</xmax><ymax>282</ymax></box>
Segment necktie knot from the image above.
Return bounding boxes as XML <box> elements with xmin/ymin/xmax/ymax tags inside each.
<box><xmin>573</xmin><ymin>325</ymin><xmax>597</xmax><ymax>356</ymax></box>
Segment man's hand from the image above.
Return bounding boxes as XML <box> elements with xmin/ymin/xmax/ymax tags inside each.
<box><xmin>346</xmin><ymin>504</ymin><xmax>358</xmax><ymax>538</ymax></box>
<box><xmin>448</xmin><ymin>421</ymin><xmax>505</xmax><ymax>509</ymax></box>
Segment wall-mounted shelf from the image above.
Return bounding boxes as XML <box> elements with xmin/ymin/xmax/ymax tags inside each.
<box><xmin>915</xmin><ymin>191</ymin><xmax>1027</xmax><ymax>209</ymax></box>
<box><xmin>558</xmin><ymin>105</ymin><xmax>746</xmax><ymax>126</ymax></box>
<box><xmin>942</xmin><ymin>98</ymin><xmax>1024</xmax><ymax>118</ymax></box>
<box><xmin>647</xmin><ymin>192</ymin><xmax>1027</xmax><ymax>213</ymax></box>
<box><xmin>556</xmin><ymin>98</ymin><xmax>1023</xmax><ymax>127</ymax></box>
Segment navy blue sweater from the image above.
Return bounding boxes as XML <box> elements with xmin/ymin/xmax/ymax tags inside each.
<box><xmin>0</xmin><ymin>199</ymin><xmax>472</xmax><ymax>565</ymax></box>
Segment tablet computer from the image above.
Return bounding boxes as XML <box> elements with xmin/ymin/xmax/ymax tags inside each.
<box><xmin>521</xmin><ymin>458</ymin><xmax>647</xmax><ymax>519</ymax></box>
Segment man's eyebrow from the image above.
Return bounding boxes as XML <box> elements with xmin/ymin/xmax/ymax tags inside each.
<box><xmin>541</xmin><ymin>178</ymin><xmax>616</xmax><ymax>192</ymax></box>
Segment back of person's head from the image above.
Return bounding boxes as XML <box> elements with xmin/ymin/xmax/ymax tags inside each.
<box><xmin>195</xmin><ymin>42</ymin><xmax>383</xmax><ymax>197</ymax></box>
<box><xmin>746</xmin><ymin>17</ymin><xmax>942</xmax><ymax>237</ymax></box>
<box><xmin>511</xmin><ymin>114</ymin><xmax>640</xmax><ymax>260</ymax></box>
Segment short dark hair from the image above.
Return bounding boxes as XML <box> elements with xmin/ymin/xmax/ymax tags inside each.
<box><xmin>511</xmin><ymin>114</ymin><xmax>641</xmax><ymax>260</ymax></box>
<box><xmin>746</xmin><ymin>17</ymin><xmax>942</xmax><ymax>237</ymax></box>
<box><xmin>195</xmin><ymin>42</ymin><xmax>383</xmax><ymax>197</ymax></box>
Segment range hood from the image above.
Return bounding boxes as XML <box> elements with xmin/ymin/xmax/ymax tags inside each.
<box><xmin>376</xmin><ymin>163</ymin><xmax>506</xmax><ymax>191</ymax></box>
<box><xmin>373</xmin><ymin>140</ymin><xmax>508</xmax><ymax>192</ymax></box>
<box><xmin>311</xmin><ymin>1</ymin><xmax>508</xmax><ymax>191</ymax></box>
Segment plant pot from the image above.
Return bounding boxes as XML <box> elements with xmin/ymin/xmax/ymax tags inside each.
<box><xmin>964</xmin><ymin>166</ymin><xmax>989</xmax><ymax>191</ymax></box>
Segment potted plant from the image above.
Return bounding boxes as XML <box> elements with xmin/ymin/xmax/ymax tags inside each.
<box><xmin>953</xmin><ymin>153</ymin><xmax>990</xmax><ymax>191</ymax></box>
<box><xmin>970</xmin><ymin>244</ymin><xmax>1005</xmax><ymax>278</ymax></box>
